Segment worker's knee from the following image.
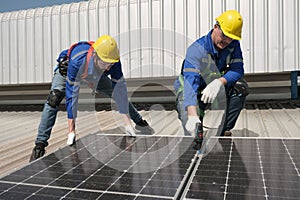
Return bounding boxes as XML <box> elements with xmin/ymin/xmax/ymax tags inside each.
<box><xmin>232</xmin><ymin>78</ymin><xmax>250</xmax><ymax>96</ymax></box>
<box><xmin>47</xmin><ymin>89</ymin><xmax>64</xmax><ymax>108</ymax></box>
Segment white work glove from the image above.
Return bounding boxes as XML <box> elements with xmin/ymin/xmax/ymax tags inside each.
<box><xmin>185</xmin><ymin>116</ymin><xmax>201</xmax><ymax>136</ymax></box>
<box><xmin>201</xmin><ymin>79</ymin><xmax>223</xmax><ymax>104</ymax></box>
<box><xmin>67</xmin><ymin>132</ymin><xmax>76</xmax><ymax>146</ymax></box>
<box><xmin>125</xmin><ymin>125</ymin><xmax>136</xmax><ymax>137</ymax></box>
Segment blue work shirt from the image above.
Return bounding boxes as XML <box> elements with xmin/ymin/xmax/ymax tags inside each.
<box><xmin>64</xmin><ymin>42</ymin><xmax>129</xmax><ymax>119</ymax></box>
<box><xmin>174</xmin><ymin>30</ymin><xmax>244</xmax><ymax>109</ymax></box>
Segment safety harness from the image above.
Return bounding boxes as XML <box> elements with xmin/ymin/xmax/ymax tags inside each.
<box><xmin>67</xmin><ymin>41</ymin><xmax>95</xmax><ymax>79</ymax></box>
<box><xmin>176</xmin><ymin>47</ymin><xmax>243</xmax><ymax>117</ymax></box>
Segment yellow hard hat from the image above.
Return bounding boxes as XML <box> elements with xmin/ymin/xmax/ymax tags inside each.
<box><xmin>93</xmin><ymin>35</ymin><xmax>120</xmax><ymax>63</ymax></box>
<box><xmin>216</xmin><ymin>10</ymin><xmax>243</xmax><ymax>40</ymax></box>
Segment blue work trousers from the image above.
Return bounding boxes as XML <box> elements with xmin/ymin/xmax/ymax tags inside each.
<box><xmin>35</xmin><ymin>72</ymin><xmax>142</xmax><ymax>146</ymax></box>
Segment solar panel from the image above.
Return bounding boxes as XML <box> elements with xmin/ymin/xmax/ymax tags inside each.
<box><xmin>1</xmin><ymin>136</ymin><xmax>300</xmax><ymax>199</ymax></box>
<box><xmin>0</xmin><ymin>134</ymin><xmax>196</xmax><ymax>199</ymax></box>
<box><xmin>182</xmin><ymin>137</ymin><xmax>300</xmax><ymax>200</ymax></box>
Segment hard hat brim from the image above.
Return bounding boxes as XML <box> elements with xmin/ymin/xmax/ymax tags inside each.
<box><xmin>99</xmin><ymin>56</ymin><xmax>120</xmax><ymax>63</ymax></box>
<box><xmin>223</xmin><ymin>31</ymin><xmax>241</xmax><ymax>40</ymax></box>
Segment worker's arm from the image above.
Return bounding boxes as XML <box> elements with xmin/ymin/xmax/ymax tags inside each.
<box><xmin>108</xmin><ymin>62</ymin><xmax>129</xmax><ymax>114</ymax></box>
<box><xmin>222</xmin><ymin>41</ymin><xmax>244</xmax><ymax>87</ymax></box>
<box><xmin>65</xmin><ymin>81</ymin><xmax>80</xmax><ymax>120</ymax></box>
<box><xmin>65</xmin><ymin>59</ymin><xmax>81</xmax><ymax>135</ymax></box>
<box><xmin>187</xmin><ymin>105</ymin><xmax>198</xmax><ymax>116</ymax></box>
<box><xmin>65</xmin><ymin>76</ymin><xmax>80</xmax><ymax>145</ymax></box>
<box><xmin>107</xmin><ymin>62</ymin><xmax>136</xmax><ymax>137</ymax></box>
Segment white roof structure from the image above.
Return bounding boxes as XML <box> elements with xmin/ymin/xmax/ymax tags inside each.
<box><xmin>1</xmin><ymin>0</ymin><xmax>300</xmax><ymax>84</ymax></box>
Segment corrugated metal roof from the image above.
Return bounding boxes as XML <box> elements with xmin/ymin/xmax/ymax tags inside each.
<box><xmin>0</xmin><ymin>102</ymin><xmax>300</xmax><ymax>178</ymax></box>
<box><xmin>1</xmin><ymin>0</ymin><xmax>300</xmax><ymax>85</ymax></box>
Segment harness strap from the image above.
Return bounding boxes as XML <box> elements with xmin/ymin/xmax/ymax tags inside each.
<box><xmin>176</xmin><ymin>74</ymin><xmax>205</xmax><ymax>118</ymax></box>
<box><xmin>67</xmin><ymin>41</ymin><xmax>95</xmax><ymax>79</ymax></box>
<box><xmin>81</xmin><ymin>46</ymin><xmax>94</xmax><ymax>79</ymax></box>
<box><xmin>177</xmin><ymin>47</ymin><xmax>242</xmax><ymax>119</ymax></box>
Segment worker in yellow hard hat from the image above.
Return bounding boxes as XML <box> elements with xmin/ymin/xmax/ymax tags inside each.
<box><xmin>174</xmin><ymin>10</ymin><xmax>249</xmax><ymax>141</ymax></box>
<box><xmin>30</xmin><ymin>35</ymin><xmax>154</xmax><ymax>162</ymax></box>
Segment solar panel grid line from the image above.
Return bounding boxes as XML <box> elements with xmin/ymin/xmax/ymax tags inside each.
<box><xmin>211</xmin><ymin>136</ymin><xmax>300</xmax><ymax>140</ymax></box>
<box><xmin>0</xmin><ymin>181</ymin><xmax>96</xmax><ymax>196</ymax></box>
<box><xmin>131</xmin><ymin>138</ymin><xmax>180</xmax><ymax>197</ymax></box>
<box><xmin>49</xmin><ymin>135</ymin><xmax>193</xmax><ymax>199</ymax></box>
<box><xmin>57</xmin><ymin>135</ymin><xmax>127</xmax><ymax>198</ymax></box>
<box><xmin>4</xmin><ymin>182</ymin><xmax>175</xmax><ymax>200</ymax></box>
<box><xmin>53</xmin><ymin>136</ymin><xmax>145</xmax><ymax>198</ymax></box>
<box><xmin>38</xmin><ymin>135</ymin><xmax>121</xmax><ymax>198</ymax></box>
<box><xmin>223</xmin><ymin>138</ymin><xmax>234</xmax><ymax>199</ymax></box>
<box><xmin>185</xmin><ymin>138</ymin><xmax>263</xmax><ymax>199</ymax></box>
<box><xmin>183</xmin><ymin>138</ymin><xmax>227</xmax><ymax>199</ymax></box>
<box><xmin>163</xmin><ymin>145</ymin><xmax>199</xmax><ymax>199</ymax></box>
<box><xmin>0</xmin><ymin>135</ymin><xmax>127</xmax><ymax>199</ymax></box>
<box><xmin>184</xmin><ymin>138</ymin><xmax>300</xmax><ymax>199</ymax></box>
<box><xmin>255</xmin><ymin>138</ymin><xmax>269</xmax><ymax>199</ymax></box>
<box><xmin>95</xmin><ymin>136</ymin><xmax>165</xmax><ymax>199</ymax></box>
<box><xmin>135</xmin><ymin>137</ymin><xmax>195</xmax><ymax>199</ymax></box>
<box><xmin>90</xmin><ymin>136</ymin><xmax>195</xmax><ymax>199</ymax></box>
<box><xmin>0</xmin><ymin>134</ymin><xmax>107</xmax><ymax>198</ymax></box>
<box><xmin>258</xmin><ymin>139</ymin><xmax>300</xmax><ymax>199</ymax></box>
<box><xmin>2</xmin><ymin>136</ymin><xmax>300</xmax><ymax>199</ymax></box>
<box><xmin>282</xmin><ymin>140</ymin><xmax>300</xmax><ymax>177</ymax></box>
<box><xmin>177</xmin><ymin>154</ymin><xmax>201</xmax><ymax>200</ymax></box>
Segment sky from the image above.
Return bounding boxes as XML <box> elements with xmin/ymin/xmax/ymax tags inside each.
<box><xmin>0</xmin><ymin>0</ymin><xmax>88</xmax><ymax>13</ymax></box>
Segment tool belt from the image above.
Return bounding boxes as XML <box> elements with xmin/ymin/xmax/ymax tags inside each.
<box><xmin>58</xmin><ymin>55</ymin><xmax>69</xmax><ymax>77</ymax></box>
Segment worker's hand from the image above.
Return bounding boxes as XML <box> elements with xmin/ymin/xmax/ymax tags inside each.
<box><xmin>125</xmin><ymin>125</ymin><xmax>136</xmax><ymax>137</ymax></box>
<box><xmin>185</xmin><ymin>116</ymin><xmax>201</xmax><ymax>136</ymax></box>
<box><xmin>201</xmin><ymin>79</ymin><xmax>223</xmax><ymax>104</ymax></box>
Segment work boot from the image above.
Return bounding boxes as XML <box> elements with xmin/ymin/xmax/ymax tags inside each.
<box><xmin>135</xmin><ymin>119</ymin><xmax>154</xmax><ymax>135</ymax></box>
<box><xmin>29</xmin><ymin>143</ymin><xmax>46</xmax><ymax>162</ymax></box>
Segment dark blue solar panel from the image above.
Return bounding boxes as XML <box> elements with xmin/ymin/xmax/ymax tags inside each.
<box><xmin>183</xmin><ymin>138</ymin><xmax>300</xmax><ymax>200</ymax></box>
<box><xmin>0</xmin><ymin>134</ymin><xmax>196</xmax><ymax>199</ymax></box>
<box><xmin>1</xmin><ymin>136</ymin><xmax>300</xmax><ymax>199</ymax></box>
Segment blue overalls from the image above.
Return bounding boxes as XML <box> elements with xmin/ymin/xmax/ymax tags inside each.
<box><xmin>35</xmin><ymin>42</ymin><xmax>142</xmax><ymax>146</ymax></box>
<box><xmin>174</xmin><ymin>30</ymin><xmax>246</xmax><ymax>136</ymax></box>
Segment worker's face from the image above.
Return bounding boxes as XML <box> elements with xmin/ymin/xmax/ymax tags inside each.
<box><xmin>213</xmin><ymin>25</ymin><xmax>233</xmax><ymax>50</ymax></box>
<box><xmin>93</xmin><ymin>52</ymin><xmax>114</xmax><ymax>71</ymax></box>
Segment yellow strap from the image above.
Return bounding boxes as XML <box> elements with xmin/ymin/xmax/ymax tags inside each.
<box><xmin>176</xmin><ymin>74</ymin><xmax>184</xmax><ymax>98</ymax></box>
